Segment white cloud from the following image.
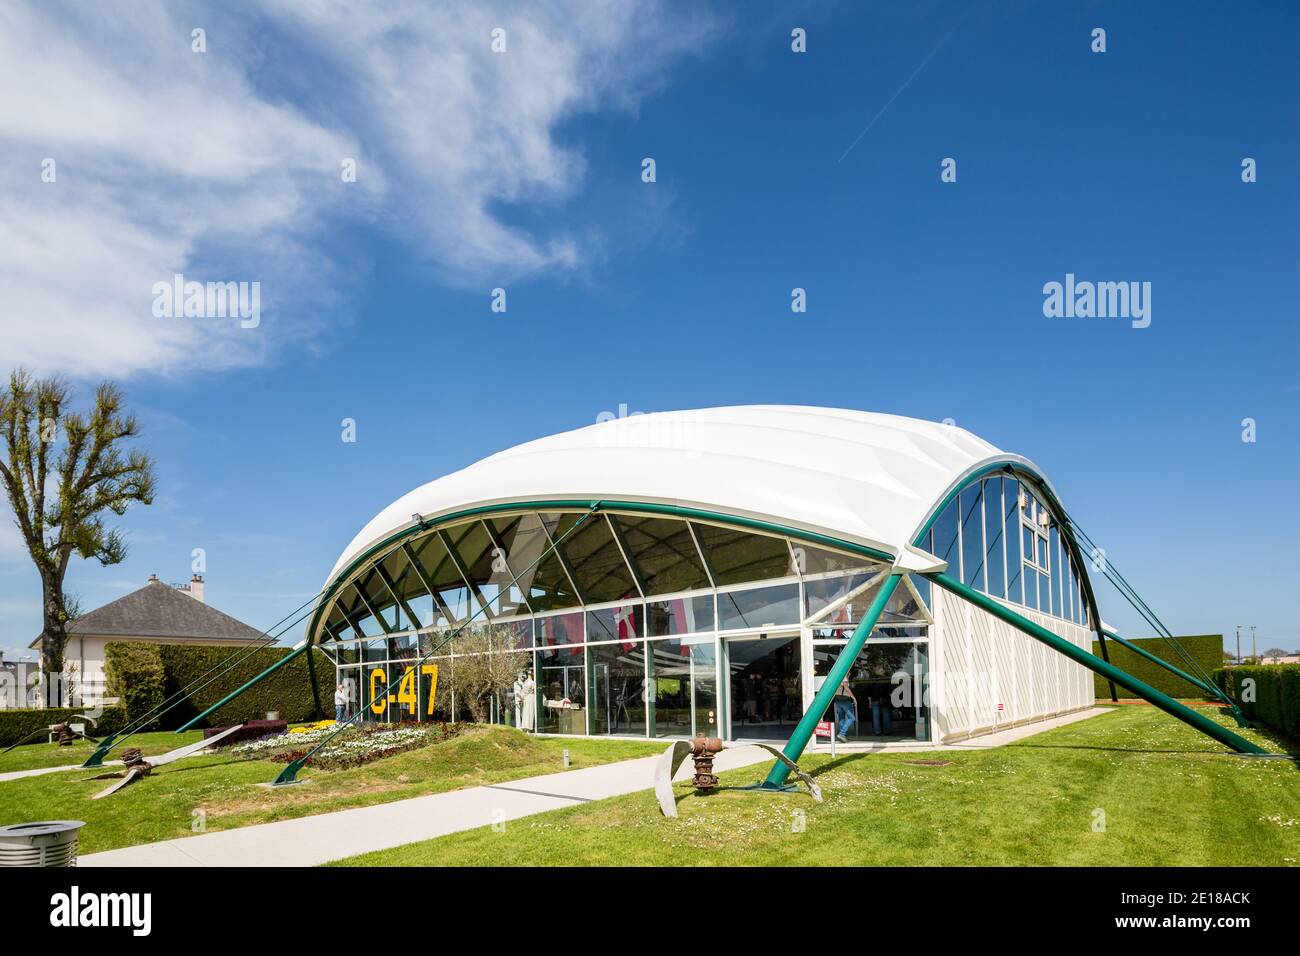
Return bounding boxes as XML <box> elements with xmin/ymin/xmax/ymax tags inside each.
<box><xmin>0</xmin><ymin>1</ymin><xmax>713</xmax><ymax>379</ymax></box>
<box><xmin>0</xmin><ymin>520</ymin><xmax>28</xmax><ymax>565</ymax></box>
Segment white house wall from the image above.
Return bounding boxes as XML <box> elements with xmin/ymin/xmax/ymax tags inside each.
<box><xmin>931</xmin><ymin>586</ymin><xmax>1093</xmax><ymax>742</ymax></box>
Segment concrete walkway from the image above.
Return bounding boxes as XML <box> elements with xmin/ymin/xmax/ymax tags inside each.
<box><xmin>78</xmin><ymin>745</ymin><xmax>774</xmax><ymax>867</ymax></box>
<box><xmin>78</xmin><ymin>707</ymin><xmax>1107</xmax><ymax>867</ymax></box>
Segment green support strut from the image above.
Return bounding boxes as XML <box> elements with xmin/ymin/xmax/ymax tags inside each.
<box><xmin>173</xmin><ymin>641</ymin><xmax>311</xmax><ymax>733</ymax></box>
<box><xmin>762</xmin><ymin>573</ymin><xmax>904</xmax><ymax>789</ymax></box>
<box><xmin>81</xmin><ymin>734</ymin><xmax>118</xmax><ymax>769</ymax></box>
<box><xmin>927</xmin><ymin>573</ymin><xmax>1267</xmax><ymax>756</ymax></box>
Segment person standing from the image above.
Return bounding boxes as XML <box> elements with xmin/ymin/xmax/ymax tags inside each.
<box><xmin>832</xmin><ymin>675</ymin><xmax>857</xmax><ymax>743</ymax></box>
<box><xmin>867</xmin><ymin>670</ymin><xmax>893</xmax><ymax>736</ymax></box>
<box><xmin>341</xmin><ymin>671</ymin><xmax>357</xmax><ymax>719</ymax></box>
<box><xmin>333</xmin><ymin>680</ymin><xmax>348</xmax><ymax>723</ymax></box>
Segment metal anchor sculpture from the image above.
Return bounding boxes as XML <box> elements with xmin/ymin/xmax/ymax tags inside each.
<box><xmin>653</xmin><ymin>736</ymin><xmax>823</xmax><ymax>818</ymax></box>
<box><xmin>2</xmin><ymin>712</ymin><xmax>100</xmax><ymax>754</ymax></box>
<box><xmin>86</xmin><ymin>723</ymin><xmax>245</xmax><ymax>799</ymax></box>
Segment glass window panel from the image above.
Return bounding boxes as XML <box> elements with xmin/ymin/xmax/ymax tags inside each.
<box><xmin>411</xmin><ymin>531</ymin><xmax>468</xmax><ymax>592</ymax></box>
<box><xmin>535</xmin><ymin>645</ymin><xmax>586</xmax><ymax>734</ymax></box>
<box><xmin>1064</xmin><ymin>549</ymin><xmax>1075</xmax><ymax>623</ymax></box>
<box><xmin>419</xmin><ymin>627</ymin><xmax>456</xmax><ymax>657</ymax></box>
<box><xmin>725</xmin><ymin>635</ymin><xmax>800</xmax><ymax>737</ymax></box>
<box><xmin>960</xmin><ymin>484</ymin><xmax>984</xmax><ymax>590</ymax></box>
<box><xmin>909</xmin><ymin>573</ymin><xmax>932</xmax><ymax>613</ymax></box>
<box><xmin>718</xmin><ymin>582</ymin><xmax>801</xmax><ymax>630</ymax></box>
<box><xmin>445</xmin><ymin>521</ymin><xmax>493</xmax><ymax>581</ymax></box>
<box><xmin>648</xmin><ymin>636</ymin><xmax>717</xmax><ymax>738</ymax></box>
<box><xmin>587</xmin><ymin>641</ymin><xmax>647</xmax><ymax>736</ymax></box>
<box><xmin>492</xmin><ymin>617</ymin><xmax>534</xmax><ymax>651</ymax></box>
<box><xmin>560</xmin><ymin>515</ymin><xmax>639</xmax><ymax>604</ymax></box>
<box><xmin>982</xmin><ymin>478</ymin><xmax>1006</xmax><ymax>599</ymax></box>
<box><xmin>326</xmin><ymin>596</ymin><xmax>360</xmax><ymax>639</ymax></box>
<box><xmin>812</xmin><ymin>641</ymin><xmax>929</xmax><ymax>741</ymax></box>
<box><xmin>435</xmin><ymin>583</ymin><xmax>481</xmax><ymax>625</ymax></box>
<box><xmin>932</xmin><ymin>500</ymin><xmax>960</xmax><ymax>573</ymax></box>
<box><xmin>1050</xmin><ymin>525</ymin><xmax>1063</xmax><ymax>618</ymax></box>
<box><xmin>537</xmin><ymin>611</ymin><xmax>585</xmax><ymax>649</ymax></box>
<box><xmin>480</xmin><ymin>515</ymin><xmax>532</xmax><ymax>615</ymax></box>
<box><xmin>379</xmin><ymin>548</ymin><xmax>422</xmax><ymax>607</ymax></box>
<box><xmin>518</xmin><ymin>513</ymin><xmax>582</xmax><ymax>612</ymax></box>
<box><xmin>1024</xmin><ymin>567</ymin><xmax>1039</xmax><ymax>610</ymax></box>
<box><xmin>794</xmin><ymin>544</ymin><xmax>878</xmax><ymax>577</ymax></box>
<box><xmin>611</xmin><ymin>515</ymin><xmax>710</xmax><ymax>594</ymax></box>
<box><xmin>692</xmin><ymin>523</ymin><xmax>793</xmax><ymax>586</ymax></box>
<box><xmin>645</xmin><ymin>594</ymin><xmax>715</xmax><ymax>636</ymax></box>
<box><xmin>880</xmin><ymin>582</ymin><xmax>926</xmax><ymax>624</ymax></box>
<box><xmin>374</xmin><ymin>554</ymin><xmax>429</xmax><ymax>631</ymax></box>
<box><xmin>586</xmin><ymin>602</ymin><xmax>643</xmax><ymax>643</ymax></box>
<box><xmin>805</xmin><ymin>571</ymin><xmax>878</xmax><ymax>621</ymax></box>
<box><xmin>1003</xmin><ymin>478</ymin><xmax>1022</xmax><ymax>604</ymax></box>
<box><xmin>357</xmin><ymin>570</ymin><xmax>402</xmax><ymax>632</ymax></box>
<box><xmin>446</xmin><ymin>521</ymin><xmax>526</xmax><ymax>616</ymax></box>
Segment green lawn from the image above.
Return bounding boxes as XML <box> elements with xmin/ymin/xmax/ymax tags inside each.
<box><xmin>332</xmin><ymin>706</ymin><xmax>1300</xmax><ymax>867</ymax></box>
<box><xmin>0</xmin><ymin>730</ymin><xmax>208</xmax><ymax>774</ymax></box>
<box><xmin>0</xmin><ymin>725</ymin><xmax>660</xmax><ymax>854</ymax></box>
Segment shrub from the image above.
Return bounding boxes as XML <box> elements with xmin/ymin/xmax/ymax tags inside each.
<box><xmin>0</xmin><ymin>705</ymin><xmax>128</xmax><ymax>748</ymax></box>
<box><xmin>1092</xmin><ymin>634</ymin><xmax>1223</xmax><ymax>699</ymax></box>
<box><xmin>1213</xmin><ymin>664</ymin><xmax>1300</xmax><ymax>740</ymax></box>
<box><xmin>157</xmin><ymin>644</ymin><xmax>331</xmax><ymax>728</ymax></box>
<box><xmin>104</xmin><ymin>643</ymin><xmax>166</xmax><ymax>729</ymax></box>
<box><xmin>101</xmin><ymin>642</ymin><xmax>332</xmax><ymax>730</ymax></box>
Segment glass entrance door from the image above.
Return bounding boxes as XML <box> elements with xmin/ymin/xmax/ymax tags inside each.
<box><xmin>724</xmin><ymin>632</ymin><xmax>802</xmax><ymax>740</ymax></box>
<box><xmin>811</xmin><ymin>637</ymin><xmax>930</xmax><ymax>742</ymax></box>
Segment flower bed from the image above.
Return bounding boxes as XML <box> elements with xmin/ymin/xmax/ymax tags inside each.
<box><xmin>230</xmin><ymin>722</ymin><xmax>348</xmax><ymax>756</ymax></box>
<box><xmin>233</xmin><ymin>721</ymin><xmax>464</xmax><ymax>769</ymax></box>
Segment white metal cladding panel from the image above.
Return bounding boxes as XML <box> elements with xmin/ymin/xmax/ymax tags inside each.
<box><xmin>932</xmin><ymin>588</ymin><xmax>1094</xmax><ymax>740</ymax></box>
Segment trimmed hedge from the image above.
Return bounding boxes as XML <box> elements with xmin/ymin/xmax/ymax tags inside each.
<box><xmin>104</xmin><ymin>642</ymin><xmax>166</xmax><ymax>729</ymax></box>
<box><xmin>1213</xmin><ymin>665</ymin><xmax>1300</xmax><ymax>740</ymax></box>
<box><xmin>1091</xmin><ymin>634</ymin><xmax>1223</xmax><ymax>700</ymax></box>
<box><xmin>0</xmin><ymin>705</ymin><xmax>128</xmax><ymax>748</ymax></box>
<box><xmin>140</xmin><ymin>643</ymin><xmax>331</xmax><ymax>729</ymax></box>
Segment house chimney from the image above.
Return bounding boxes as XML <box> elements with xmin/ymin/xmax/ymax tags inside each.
<box><xmin>187</xmin><ymin>573</ymin><xmax>205</xmax><ymax>604</ymax></box>
<box><xmin>148</xmin><ymin>573</ymin><xmax>159</xmax><ymax>583</ymax></box>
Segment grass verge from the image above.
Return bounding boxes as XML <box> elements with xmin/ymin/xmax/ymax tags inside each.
<box><xmin>0</xmin><ymin>725</ymin><xmax>659</xmax><ymax>854</ymax></box>
<box><xmin>331</xmin><ymin>706</ymin><xmax>1300</xmax><ymax>867</ymax></box>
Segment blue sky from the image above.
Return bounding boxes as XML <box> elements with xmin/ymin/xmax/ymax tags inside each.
<box><xmin>1</xmin><ymin>1</ymin><xmax>1297</xmax><ymax>662</ymax></box>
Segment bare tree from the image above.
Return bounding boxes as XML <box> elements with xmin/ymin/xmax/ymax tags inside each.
<box><xmin>0</xmin><ymin>370</ymin><xmax>155</xmax><ymax>705</ymax></box>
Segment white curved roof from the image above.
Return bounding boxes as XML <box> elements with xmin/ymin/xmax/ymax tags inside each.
<box><xmin>326</xmin><ymin>405</ymin><xmax>1044</xmax><ymax>584</ymax></box>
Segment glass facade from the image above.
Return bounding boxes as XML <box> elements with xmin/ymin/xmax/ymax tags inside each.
<box><xmin>926</xmin><ymin>474</ymin><xmax>1090</xmax><ymax>628</ymax></box>
<box><xmin>321</xmin><ymin>494</ymin><xmax>1065</xmax><ymax>743</ymax></box>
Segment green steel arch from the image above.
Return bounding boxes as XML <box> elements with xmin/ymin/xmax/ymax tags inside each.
<box><xmin>906</xmin><ymin>456</ymin><xmax>1117</xmax><ymax>694</ymax></box>
<box><xmin>305</xmin><ymin>498</ymin><xmax>897</xmax><ymax>649</ymax></box>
